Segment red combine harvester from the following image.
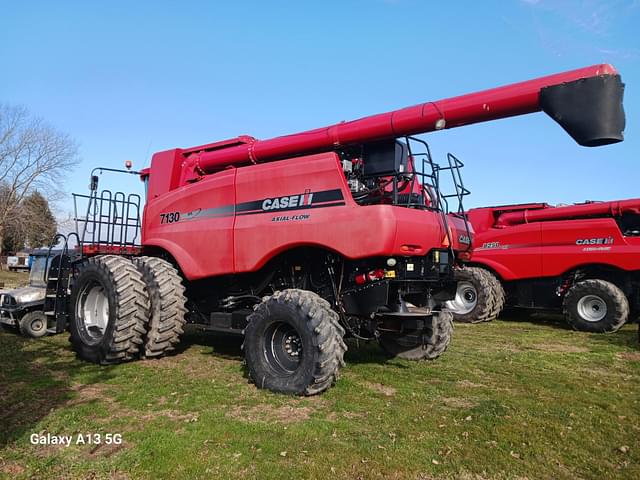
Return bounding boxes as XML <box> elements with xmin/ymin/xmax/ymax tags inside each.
<box><xmin>45</xmin><ymin>65</ymin><xmax>625</xmax><ymax>395</ymax></box>
<box><xmin>447</xmin><ymin>198</ymin><xmax>640</xmax><ymax>332</ymax></box>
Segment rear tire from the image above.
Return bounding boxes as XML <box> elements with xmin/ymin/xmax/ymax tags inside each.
<box><xmin>563</xmin><ymin>279</ymin><xmax>629</xmax><ymax>333</ymax></box>
<box><xmin>19</xmin><ymin>311</ymin><xmax>48</xmax><ymax>338</ymax></box>
<box><xmin>446</xmin><ymin>267</ymin><xmax>499</xmax><ymax>323</ymax></box>
<box><xmin>69</xmin><ymin>255</ymin><xmax>149</xmax><ymax>364</ymax></box>
<box><xmin>243</xmin><ymin>289</ymin><xmax>347</xmax><ymax>396</ymax></box>
<box><xmin>486</xmin><ymin>272</ymin><xmax>506</xmax><ymax>320</ymax></box>
<box><xmin>379</xmin><ymin>310</ymin><xmax>453</xmax><ymax>360</ymax></box>
<box><xmin>133</xmin><ymin>257</ymin><xmax>187</xmax><ymax>359</ymax></box>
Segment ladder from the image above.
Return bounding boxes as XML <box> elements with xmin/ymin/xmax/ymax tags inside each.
<box><xmin>43</xmin><ymin>233</ymin><xmax>80</xmax><ymax>334</ymax></box>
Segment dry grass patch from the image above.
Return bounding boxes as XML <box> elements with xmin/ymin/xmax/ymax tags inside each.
<box><xmin>528</xmin><ymin>343</ymin><xmax>589</xmax><ymax>353</ymax></box>
<box><xmin>226</xmin><ymin>404</ymin><xmax>315</xmax><ymax>423</ymax></box>
<box><xmin>364</xmin><ymin>382</ymin><xmax>397</xmax><ymax>397</ymax></box>
<box><xmin>0</xmin><ymin>460</ymin><xmax>26</xmax><ymax>475</ymax></box>
<box><xmin>441</xmin><ymin>397</ymin><xmax>476</xmax><ymax>409</ymax></box>
<box><xmin>617</xmin><ymin>351</ymin><xmax>640</xmax><ymax>361</ymax></box>
<box><xmin>456</xmin><ymin>380</ymin><xmax>486</xmax><ymax>389</ymax></box>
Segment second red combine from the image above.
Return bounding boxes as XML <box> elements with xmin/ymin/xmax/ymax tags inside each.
<box><xmin>448</xmin><ymin>197</ymin><xmax>639</xmax><ymax>332</ymax></box>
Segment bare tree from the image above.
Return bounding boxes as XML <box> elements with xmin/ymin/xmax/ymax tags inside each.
<box><xmin>0</xmin><ymin>103</ymin><xmax>79</xmax><ymax>255</ymax></box>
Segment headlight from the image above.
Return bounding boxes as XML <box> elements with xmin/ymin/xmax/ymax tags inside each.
<box><xmin>2</xmin><ymin>296</ymin><xmax>16</xmax><ymax>307</ymax></box>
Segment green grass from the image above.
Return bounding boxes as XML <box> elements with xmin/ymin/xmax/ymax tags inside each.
<box><xmin>0</xmin><ymin>317</ymin><xmax>638</xmax><ymax>479</ymax></box>
<box><xmin>0</xmin><ymin>269</ymin><xmax>29</xmax><ymax>289</ymax></box>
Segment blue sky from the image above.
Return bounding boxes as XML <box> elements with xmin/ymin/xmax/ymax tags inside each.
<box><xmin>1</xmin><ymin>0</ymin><xmax>638</xmax><ymax>216</ymax></box>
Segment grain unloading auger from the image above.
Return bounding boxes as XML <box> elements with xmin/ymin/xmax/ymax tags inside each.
<box><xmin>166</xmin><ymin>63</ymin><xmax>625</xmax><ymax>186</ymax></box>
<box><xmin>494</xmin><ymin>198</ymin><xmax>640</xmax><ymax>227</ymax></box>
<box><xmin>47</xmin><ymin>65</ymin><xmax>624</xmax><ymax>396</ymax></box>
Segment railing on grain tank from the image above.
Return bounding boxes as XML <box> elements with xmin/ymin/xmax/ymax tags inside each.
<box><xmin>73</xmin><ymin>189</ymin><xmax>142</xmax><ymax>255</ymax></box>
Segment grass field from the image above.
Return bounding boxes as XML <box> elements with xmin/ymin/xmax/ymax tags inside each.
<box><xmin>0</xmin><ymin>269</ymin><xmax>29</xmax><ymax>289</ymax></box>
<box><xmin>0</xmin><ymin>315</ymin><xmax>638</xmax><ymax>480</ymax></box>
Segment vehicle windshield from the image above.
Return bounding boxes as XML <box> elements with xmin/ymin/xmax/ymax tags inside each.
<box><xmin>29</xmin><ymin>256</ymin><xmax>48</xmax><ymax>286</ymax></box>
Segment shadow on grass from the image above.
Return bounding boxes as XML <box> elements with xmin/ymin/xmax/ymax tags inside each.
<box><xmin>343</xmin><ymin>339</ymin><xmax>409</xmax><ymax>368</ymax></box>
<box><xmin>177</xmin><ymin>327</ymin><xmax>408</xmax><ymax>368</ymax></box>
<box><xmin>499</xmin><ymin>310</ymin><xmax>572</xmax><ymax>330</ymax></box>
<box><xmin>177</xmin><ymin>329</ymin><xmax>244</xmax><ymax>360</ymax></box>
<box><xmin>587</xmin><ymin>326</ymin><xmax>640</xmax><ymax>350</ymax></box>
<box><xmin>0</xmin><ymin>331</ymin><xmax>117</xmax><ymax>448</ymax></box>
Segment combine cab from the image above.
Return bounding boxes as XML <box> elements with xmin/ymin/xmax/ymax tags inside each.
<box><xmin>45</xmin><ymin>64</ymin><xmax>625</xmax><ymax>394</ymax></box>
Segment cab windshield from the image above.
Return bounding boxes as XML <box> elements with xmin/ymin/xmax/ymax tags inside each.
<box><xmin>29</xmin><ymin>256</ymin><xmax>48</xmax><ymax>287</ymax></box>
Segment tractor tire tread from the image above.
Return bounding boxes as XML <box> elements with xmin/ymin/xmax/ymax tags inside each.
<box><xmin>133</xmin><ymin>256</ymin><xmax>187</xmax><ymax>359</ymax></box>
<box><xmin>245</xmin><ymin>289</ymin><xmax>346</xmax><ymax>396</ymax></box>
<box><xmin>563</xmin><ymin>279</ymin><xmax>629</xmax><ymax>333</ymax></box>
<box><xmin>70</xmin><ymin>255</ymin><xmax>149</xmax><ymax>364</ymax></box>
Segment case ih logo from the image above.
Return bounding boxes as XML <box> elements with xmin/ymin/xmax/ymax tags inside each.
<box><xmin>262</xmin><ymin>191</ymin><xmax>314</xmax><ymax>211</ymax></box>
<box><xmin>575</xmin><ymin>236</ymin><xmax>614</xmax><ymax>245</ymax></box>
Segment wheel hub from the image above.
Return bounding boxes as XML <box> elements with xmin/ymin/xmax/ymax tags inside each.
<box><xmin>31</xmin><ymin>318</ymin><xmax>44</xmax><ymax>331</ymax></box>
<box><xmin>284</xmin><ymin>334</ymin><xmax>302</xmax><ymax>356</ymax></box>
<box><xmin>77</xmin><ymin>282</ymin><xmax>110</xmax><ymax>341</ymax></box>
<box><xmin>577</xmin><ymin>294</ymin><xmax>607</xmax><ymax>322</ymax></box>
<box><xmin>264</xmin><ymin>322</ymin><xmax>303</xmax><ymax>374</ymax></box>
<box><xmin>445</xmin><ymin>281</ymin><xmax>478</xmax><ymax>315</ymax></box>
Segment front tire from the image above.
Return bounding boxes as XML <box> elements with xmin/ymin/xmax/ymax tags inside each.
<box><xmin>243</xmin><ymin>289</ymin><xmax>347</xmax><ymax>396</ymax></box>
<box><xmin>379</xmin><ymin>310</ymin><xmax>453</xmax><ymax>360</ymax></box>
<box><xmin>446</xmin><ymin>267</ymin><xmax>500</xmax><ymax>323</ymax></box>
<box><xmin>563</xmin><ymin>279</ymin><xmax>629</xmax><ymax>333</ymax></box>
<box><xmin>19</xmin><ymin>311</ymin><xmax>48</xmax><ymax>338</ymax></box>
<box><xmin>69</xmin><ymin>255</ymin><xmax>149</xmax><ymax>364</ymax></box>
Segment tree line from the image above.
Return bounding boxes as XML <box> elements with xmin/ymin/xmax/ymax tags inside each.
<box><xmin>0</xmin><ymin>103</ymin><xmax>78</xmax><ymax>255</ymax></box>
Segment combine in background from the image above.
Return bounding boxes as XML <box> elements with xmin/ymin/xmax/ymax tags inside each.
<box><xmin>449</xmin><ymin>198</ymin><xmax>639</xmax><ymax>332</ymax></box>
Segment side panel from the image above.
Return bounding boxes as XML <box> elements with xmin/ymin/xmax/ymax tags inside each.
<box><xmin>142</xmin><ymin>169</ymin><xmax>236</xmax><ymax>280</ymax></box>
<box><xmin>466</xmin><ymin>208</ymin><xmax>496</xmax><ymax>235</ymax></box>
<box><xmin>233</xmin><ymin>153</ymin><xmax>388</xmax><ymax>272</ymax></box>
<box><xmin>142</xmin><ymin>151</ymin><xmax>451</xmax><ymax>279</ymax></box>
<box><xmin>470</xmin><ymin>224</ymin><xmax>543</xmax><ymax>280</ymax></box>
<box><xmin>233</xmin><ymin>153</ymin><xmax>446</xmax><ymax>272</ymax></box>
<box><xmin>540</xmin><ymin>218</ymin><xmax>640</xmax><ymax>276</ymax></box>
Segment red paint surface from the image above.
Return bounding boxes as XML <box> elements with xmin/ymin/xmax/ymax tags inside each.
<box><xmin>467</xmin><ymin>199</ymin><xmax>640</xmax><ymax>281</ymax></box>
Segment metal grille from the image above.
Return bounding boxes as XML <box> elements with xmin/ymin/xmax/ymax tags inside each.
<box><xmin>73</xmin><ymin>190</ymin><xmax>142</xmax><ymax>248</ymax></box>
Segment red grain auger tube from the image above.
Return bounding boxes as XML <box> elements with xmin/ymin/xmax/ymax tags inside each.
<box><xmin>179</xmin><ymin>64</ymin><xmax>624</xmax><ymax>184</ymax></box>
<box><xmin>495</xmin><ymin>198</ymin><xmax>640</xmax><ymax>227</ymax></box>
